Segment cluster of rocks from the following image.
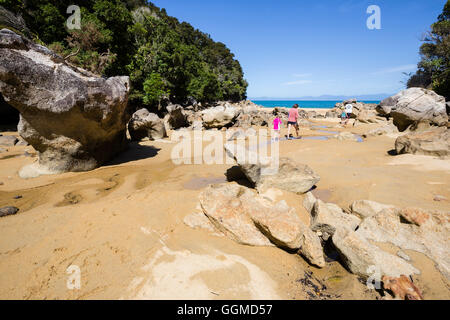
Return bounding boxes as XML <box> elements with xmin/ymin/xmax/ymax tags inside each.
<box><xmin>185</xmin><ymin>147</ymin><xmax>449</xmax><ymax>299</ymax></box>
<box><xmin>377</xmin><ymin>88</ymin><xmax>449</xmax><ymax>158</ymax></box>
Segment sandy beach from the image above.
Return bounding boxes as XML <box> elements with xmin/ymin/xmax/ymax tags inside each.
<box><xmin>1</xmin><ymin>118</ymin><xmax>449</xmax><ymax>300</ymax></box>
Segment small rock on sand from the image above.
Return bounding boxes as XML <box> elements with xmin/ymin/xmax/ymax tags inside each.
<box><xmin>0</xmin><ymin>206</ymin><xmax>19</xmax><ymax>217</ymax></box>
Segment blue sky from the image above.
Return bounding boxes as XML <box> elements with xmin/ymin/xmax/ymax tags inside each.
<box><xmin>152</xmin><ymin>0</ymin><xmax>446</xmax><ymax>99</ymax></box>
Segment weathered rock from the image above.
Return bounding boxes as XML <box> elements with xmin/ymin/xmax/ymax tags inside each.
<box><xmin>250</xmin><ymin>199</ymin><xmax>307</xmax><ymax>250</ymax></box>
<box><xmin>398</xmin><ymin>207</ymin><xmax>431</xmax><ymax>227</ymax></box>
<box><xmin>382</xmin><ymin>275</ymin><xmax>423</xmax><ymax>300</ymax></box>
<box><xmin>395</xmin><ymin>127</ymin><xmax>450</xmax><ymax>158</ymax></box>
<box><xmin>0</xmin><ymin>29</ymin><xmax>130</xmax><ymax>176</ymax></box>
<box><xmin>183</xmin><ymin>212</ymin><xmax>217</xmax><ymax>232</ymax></box>
<box><xmin>350</xmin><ymin>200</ymin><xmax>395</xmax><ymax>219</ymax></box>
<box><xmin>303</xmin><ymin>192</ymin><xmax>317</xmax><ymax>214</ymax></box>
<box><xmin>199</xmin><ymin>183</ymin><xmax>274</xmax><ymax>247</ymax></box>
<box><xmin>226</xmin><ymin>128</ymin><xmax>257</xmax><ymax>141</ymax></box>
<box><xmin>343</xmin><ymin>98</ymin><xmax>357</xmax><ymax>105</ymax></box>
<box><xmin>164</xmin><ymin>104</ymin><xmax>189</xmax><ymax>130</ymax></box>
<box><xmin>297</xmin><ymin>227</ymin><xmax>326</xmax><ymax>268</ymax></box>
<box><xmin>311</xmin><ymin>200</ymin><xmax>361</xmax><ymax>240</ymax></box>
<box><xmin>332</xmin><ymin>228</ymin><xmax>420</xmax><ymax>279</ymax></box>
<box><xmin>128</xmin><ymin>109</ymin><xmax>167</xmax><ymax>141</ymax></box>
<box><xmin>333</xmin><ymin>132</ymin><xmax>361</xmax><ymax>142</ymax></box>
<box><xmin>356</xmin><ymin>207</ymin><xmax>450</xmax><ymax>279</ymax></box>
<box><xmin>325</xmin><ymin>110</ymin><xmax>339</xmax><ymax>119</ymax></box>
<box><xmin>378</xmin><ymin>88</ymin><xmax>448</xmax><ymax>131</ymax></box>
<box><xmin>201</xmin><ymin>105</ymin><xmax>240</xmax><ymax>129</ymax></box>
<box><xmin>0</xmin><ymin>206</ymin><xmax>19</xmax><ymax>217</ymax></box>
<box><xmin>225</xmin><ymin>143</ymin><xmax>320</xmax><ymax>194</ymax></box>
<box><xmin>355</xmin><ymin>109</ymin><xmax>379</xmax><ymax>124</ymax></box>
<box><xmin>0</xmin><ymin>135</ymin><xmax>18</xmax><ymax>146</ymax></box>
<box><xmin>362</xmin><ymin>122</ymin><xmax>399</xmax><ymax>138</ymax></box>
<box><xmin>199</xmin><ymin>183</ymin><xmax>325</xmax><ymax>267</ymax></box>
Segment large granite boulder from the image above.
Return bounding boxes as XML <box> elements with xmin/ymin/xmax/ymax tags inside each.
<box><xmin>199</xmin><ymin>183</ymin><xmax>274</xmax><ymax>247</ymax></box>
<box><xmin>332</xmin><ymin>228</ymin><xmax>420</xmax><ymax>280</ymax></box>
<box><xmin>395</xmin><ymin>127</ymin><xmax>450</xmax><ymax>158</ymax></box>
<box><xmin>128</xmin><ymin>109</ymin><xmax>167</xmax><ymax>141</ymax></box>
<box><xmin>201</xmin><ymin>104</ymin><xmax>240</xmax><ymax>129</ymax></box>
<box><xmin>0</xmin><ymin>29</ymin><xmax>130</xmax><ymax>177</ymax></box>
<box><xmin>378</xmin><ymin>88</ymin><xmax>448</xmax><ymax>131</ymax></box>
<box><xmin>198</xmin><ymin>183</ymin><xmax>325</xmax><ymax>267</ymax></box>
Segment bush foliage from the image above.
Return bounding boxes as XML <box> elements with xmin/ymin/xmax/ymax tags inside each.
<box><xmin>0</xmin><ymin>0</ymin><xmax>248</xmax><ymax>109</ymax></box>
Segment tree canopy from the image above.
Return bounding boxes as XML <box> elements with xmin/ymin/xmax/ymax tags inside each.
<box><xmin>0</xmin><ymin>0</ymin><xmax>248</xmax><ymax>110</ymax></box>
<box><xmin>407</xmin><ymin>0</ymin><xmax>450</xmax><ymax>99</ymax></box>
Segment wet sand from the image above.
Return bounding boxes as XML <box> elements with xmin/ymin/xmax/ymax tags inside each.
<box><xmin>0</xmin><ymin>120</ymin><xmax>449</xmax><ymax>300</ymax></box>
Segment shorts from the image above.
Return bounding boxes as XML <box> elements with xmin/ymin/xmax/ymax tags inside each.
<box><xmin>346</xmin><ymin>113</ymin><xmax>352</xmax><ymax>118</ymax></box>
<box><xmin>288</xmin><ymin>121</ymin><xmax>298</xmax><ymax>126</ymax></box>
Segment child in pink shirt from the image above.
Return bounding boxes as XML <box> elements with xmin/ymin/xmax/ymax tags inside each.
<box><xmin>273</xmin><ymin>117</ymin><xmax>282</xmax><ymax>141</ymax></box>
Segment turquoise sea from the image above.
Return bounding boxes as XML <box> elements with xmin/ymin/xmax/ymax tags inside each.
<box><xmin>252</xmin><ymin>100</ymin><xmax>381</xmax><ymax>109</ymax></box>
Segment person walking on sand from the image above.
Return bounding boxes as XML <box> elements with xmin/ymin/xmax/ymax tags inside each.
<box><xmin>287</xmin><ymin>104</ymin><xmax>300</xmax><ymax>139</ymax></box>
<box><xmin>344</xmin><ymin>103</ymin><xmax>353</xmax><ymax>125</ymax></box>
<box><xmin>272</xmin><ymin>116</ymin><xmax>282</xmax><ymax>141</ymax></box>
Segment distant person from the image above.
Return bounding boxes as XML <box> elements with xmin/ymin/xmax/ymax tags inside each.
<box><xmin>344</xmin><ymin>103</ymin><xmax>353</xmax><ymax>125</ymax></box>
<box><xmin>272</xmin><ymin>117</ymin><xmax>282</xmax><ymax>141</ymax></box>
<box><xmin>287</xmin><ymin>104</ymin><xmax>300</xmax><ymax>139</ymax></box>
<box><xmin>340</xmin><ymin>110</ymin><xmax>348</xmax><ymax>126</ymax></box>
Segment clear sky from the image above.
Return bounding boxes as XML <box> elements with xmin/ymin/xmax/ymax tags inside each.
<box><xmin>151</xmin><ymin>0</ymin><xmax>447</xmax><ymax>99</ymax></box>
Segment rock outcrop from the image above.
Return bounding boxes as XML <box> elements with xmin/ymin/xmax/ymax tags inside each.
<box><xmin>311</xmin><ymin>200</ymin><xmax>361</xmax><ymax>240</ymax></box>
<box><xmin>225</xmin><ymin>143</ymin><xmax>320</xmax><ymax>194</ymax></box>
<box><xmin>164</xmin><ymin>104</ymin><xmax>189</xmax><ymax>130</ymax></box>
<box><xmin>201</xmin><ymin>104</ymin><xmax>240</xmax><ymax>129</ymax></box>
<box><xmin>362</xmin><ymin>122</ymin><xmax>399</xmax><ymax>138</ymax></box>
<box><xmin>395</xmin><ymin>127</ymin><xmax>450</xmax><ymax>158</ymax></box>
<box><xmin>198</xmin><ymin>183</ymin><xmax>325</xmax><ymax>267</ymax></box>
<box><xmin>350</xmin><ymin>200</ymin><xmax>395</xmax><ymax>219</ymax></box>
<box><xmin>332</xmin><ymin>228</ymin><xmax>420</xmax><ymax>279</ymax></box>
<box><xmin>378</xmin><ymin>88</ymin><xmax>448</xmax><ymax>131</ymax></box>
<box><xmin>356</xmin><ymin>207</ymin><xmax>450</xmax><ymax>279</ymax></box>
<box><xmin>0</xmin><ymin>29</ymin><xmax>130</xmax><ymax>177</ymax></box>
<box><xmin>382</xmin><ymin>275</ymin><xmax>423</xmax><ymax>300</ymax></box>
<box><xmin>128</xmin><ymin>109</ymin><xmax>167</xmax><ymax>141</ymax></box>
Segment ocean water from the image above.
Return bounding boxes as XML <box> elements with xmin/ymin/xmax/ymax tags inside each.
<box><xmin>251</xmin><ymin>100</ymin><xmax>380</xmax><ymax>109</ymax></box>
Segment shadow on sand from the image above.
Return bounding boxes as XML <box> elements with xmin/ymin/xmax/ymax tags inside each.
<box><xmin>106</xmin><ymin>142</ymin><xmax>161</xmax><ymax>166</ymax></box>
<box><xmin>387</xmin><ymin>149</ymin><xmax>398</xmax><ymax>156</ymax></box>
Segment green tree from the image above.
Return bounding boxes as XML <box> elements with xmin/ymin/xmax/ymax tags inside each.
<box><xmin>143</xmin><ymin>73</ymin><xmax>170</xmax><ymax>106</ymax></box>
<box><xmin>408</xmin><ymin>0</ymin><xmax>450</xmax><ymax>99</ymax></box>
